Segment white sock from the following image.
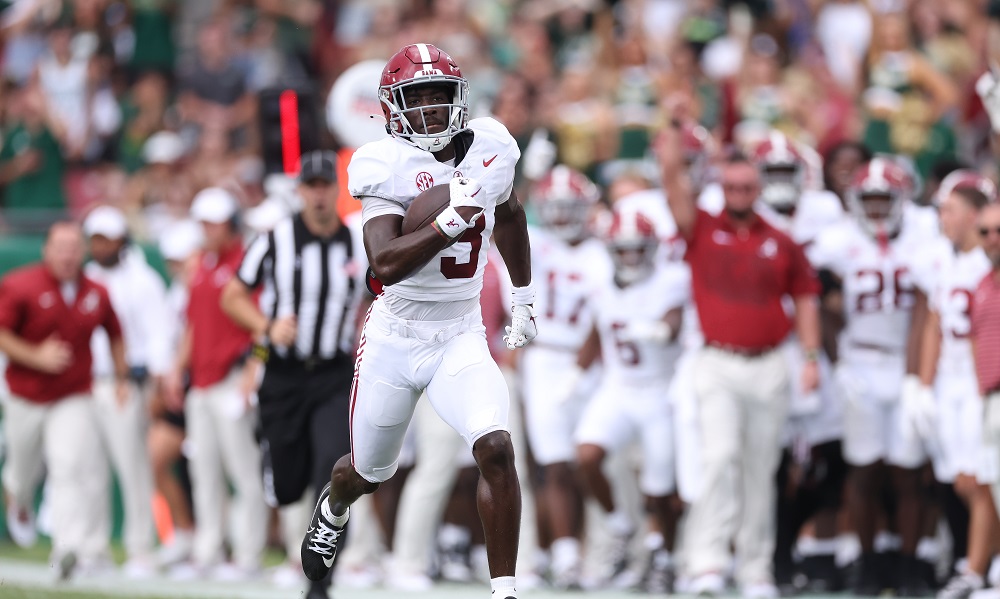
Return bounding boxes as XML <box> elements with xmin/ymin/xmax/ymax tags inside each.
<box><xmin>321</xmin><ymin>501</ymin><xmax>349</xmax><ymax>527</ymax></box>
<box><xmin>438</xmin><ymin>523</ymin><xmax>471</xmax><ymax>549</ymax></box>
<box><xmin>551</xmin><ymin>537</ymin><xmax>581</xmax><ymax>570</ymax></box>
<box><xmin>644</xmin><ymin>532</ymin><xmax>665</xmax><ymax>551</ymax></box>
<box><xmin>490</xmin><ymin>575</ymin><xmax>517</xmax><ymax>597</ymax></box>
<box><xmin>607</xmin><ymin>510</ymin><xmax>633</xmax><ymax>536</ymax></box>
<box><xmin>916</xmin><ymin>537</ymin><xmax>939</xmax><ymax>562</ymax></box>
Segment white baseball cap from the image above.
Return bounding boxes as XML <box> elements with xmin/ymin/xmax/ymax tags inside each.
<box><xmin>83</xmin><ymin>205</ymin><xmax>128</xmax><ymax>239</ymax></box>
<box><xmin>190</xmin><ymin>187</ymin><xmax>239</xmax><ymax>224</ymax></box>
<box><xmin>143</xmin><ymin>131</ymin><xmax>185</xmax><ymax>165</ymax></box>
<box><xmin>159</xmin><ymin>219</ymin><xmax>204</xmax><ymax>261</ymax></box>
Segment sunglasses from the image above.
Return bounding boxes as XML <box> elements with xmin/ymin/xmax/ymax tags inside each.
<box><xmin>980</xmin><ymin>226</ymin><xmax>1000</xmax><ymax>237</ymax></box>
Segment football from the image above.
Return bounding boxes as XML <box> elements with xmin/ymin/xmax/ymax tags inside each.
<box><xmin>401</xmin><ymin>184</ymin><xmax>452</xmax><ymax>236</ymax></box>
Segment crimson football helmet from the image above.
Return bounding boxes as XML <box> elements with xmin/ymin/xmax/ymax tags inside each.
<box><xmin>379</xmin><ymin>43</ymin><xmax>469</xmax><ymax>152</ymax></box>
<box><xmin>750</xmin><ymin>131</ymin><xmax>806</xmax><ymax>214</ymax></box>
<box><xmin>530</xmin><ymin>165</ymin><xmax>600</xmax><ymax>243</ymax></box>
<box><xmin>847</xmin><ymin>157</ymin><xmax>913</xmax><ymax>238</ymax></box>
<box><xmin>935</xmin><ymin>169</ymin><xmax>997</xmax><ymax>205</ymax></box>
<box><xmin>605</xmin><ymin>209</ymin><xmax>659</xmax><ymax>285</ymax></box>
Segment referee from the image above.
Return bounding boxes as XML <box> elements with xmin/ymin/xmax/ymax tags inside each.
<box><xmin>221</xmin><ymin>150</ymin><xmax>368</xmax><ymax>599</ymax></box>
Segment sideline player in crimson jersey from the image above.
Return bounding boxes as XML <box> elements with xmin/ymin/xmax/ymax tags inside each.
<box><xmin>300</xmin><ymin>44</ymin><xmax>533</xmax><ymax>599</ymax></box>
<box><xmin>519</xmin><ymin>165</ymin><xmax>610</xmax><ymax>590</ymax></box>
<box><xmin>807</xmin><ymin>157</ymin><xmax>932</xmax><ymax>597</ymax></box>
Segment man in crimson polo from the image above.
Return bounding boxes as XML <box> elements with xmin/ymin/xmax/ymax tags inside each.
<box><xmin>162</xmin><ymin>187</ymin><xmax>267</xmax><ymax>578</ymax></box>
<box><xmin>658</xmin><ymin>123</ymin><xmax>822</xmax><ymax>598</ymax></box>
<box><xmin>0</xmin><ymin>221</ymin><xmax>129</xmax><ymax>579</ymax></box>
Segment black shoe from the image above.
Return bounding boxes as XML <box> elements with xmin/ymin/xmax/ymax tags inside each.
<box><xmin>56</xmin><ymin>552</ymin><xmax>77</xmax><ymax>582</ymax></box>
<box><xmin>301</xmin><ymin>483</ymin><xmax>348</xmax><ymax>581</ymax></box>
<box><xmin>801</xmin><ymin>554</ymin><xmax>843</xmax><ymax>593</ymax></box>
<box><xmin>853</xmin><ymin>553</ymin><xmax>883</xmax><ymax>597</ymax></box>
<box><xmin>631</xmin><ymin>549</ymin><xmax>674</xmax><ymax>594</ymax></box>
<box><xmin>897</xmin><ymin>555</ymin><xmax>933</xmax><ymax>597</ymax></box>
<box><xmin>306</xmin><ymin>579</ymin><xmax>330</xmax><ymax>599</ymax></box>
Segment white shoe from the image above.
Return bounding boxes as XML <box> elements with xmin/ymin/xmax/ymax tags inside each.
<box><xmin>167</xmin><ymin>561</ymin><xmax>204</xmax><ymax>581</ymax></box>
<box><xmin>385</xmin><ymin>570</ymin><xmax>434</xmax><ymax>592</ymax></box>
<box><xmin>742</xmin><ymin>582</ymin><xmax>780</xmax><ymax>599</ymax></box>
<box><xmin>122</xmin><ymin>556</ymin><xmax>157</xmax><ymax>579</ymax></box>
<box><xmin>6</xmin><ymin>501</ymin><xmax>37</xmax><ymax>548</ymax></box>
<box><xmin>210</xmin><ymin>562</ymin><xmax>258</xmax><ymax>582</ymax></box>
<box><xmin>690</xmin><ymin>572</ymin><xmax>727</xmax><ymax>597</ymax></box>
<box><xmin>335</xmin><ymin>563</ymin><xmax>382</xmax><ymax>589</ymax></box>
<box><xmin>157</xmin><ymin>530</ymin><xmax>194</xmax><ymax>567</ymax></box>
<box><xmin>269</xmin><ymin>562</ymin><xmax>304</xmax><ymax>588</ymax></box>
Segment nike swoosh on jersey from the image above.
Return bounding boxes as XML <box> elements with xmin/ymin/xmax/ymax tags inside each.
<box><xmin>483</xmin><ymin>154</ymin><xmax>498</xmax><ymax>167</ymax></box>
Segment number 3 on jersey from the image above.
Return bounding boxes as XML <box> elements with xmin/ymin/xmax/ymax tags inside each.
<box><xmin>440</xmin><ymin>217</ymin><xmax>486</xmax><ymax>279</ymax></box>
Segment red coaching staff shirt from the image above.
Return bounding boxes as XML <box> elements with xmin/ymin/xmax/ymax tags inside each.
<box><xmin>187</xmin><ymin>240</ymin><xmax>252</xmax><ymax>389</ymax></box>
<box><xmin>684</xmin><ymin>209</ymin><xmax>820</xmax><ymax>351</ymax></box>
<box><xmin>0</xmin><ymin>264</ymin><xmax>122</xmax><ymax>403</ymax></box>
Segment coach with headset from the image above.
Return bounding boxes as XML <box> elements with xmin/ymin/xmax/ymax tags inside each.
<box><xmin>221</xmin><ymin>151</ymin><xmax>368</xmax><ymax>599</ymax></box>
<box><xmin>163</xmin><ymin>187</ymin><xmax>268</xmax><ymax>578</ymax></box>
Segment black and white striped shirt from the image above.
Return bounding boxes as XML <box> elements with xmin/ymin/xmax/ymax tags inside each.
<box><xmin>238</xmin><ymin>214</ymin><xmax>368</xmax><ymax>361</ymax></box>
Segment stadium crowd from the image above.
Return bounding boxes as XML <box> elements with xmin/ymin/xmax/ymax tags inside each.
<box><xmin>2</xmin><ymin>0</ymin><xmax>1000</xmax><ymax>599</ymax></box>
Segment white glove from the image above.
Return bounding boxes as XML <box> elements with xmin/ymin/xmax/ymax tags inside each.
<box><xmin>504</xmin><ymin>304</ymin><xmax>538</xmax><ymax>349</ymax></box>
<box><xmin>976</xmin><ymin>70</ymin><xmax>1000</xmax><ymax>134</ymax></box>
<box><xmin>900</xmin><ymin>375</ymin><xmax>937</xmax><ymax>444</ymax></box>
<box><xmin>521</xmin><ymin>129</ymin><xmax>557</xmax><ymax>181</ymax></box>
<box><xmin>435</xmin><ymin>177</ymin><xmax>486</xmax><ymax>238</ymax></box>
<box><xmin>618</xmin><ymin>320</ymin><xmax>673</xmax><ymax>344</ymax></box>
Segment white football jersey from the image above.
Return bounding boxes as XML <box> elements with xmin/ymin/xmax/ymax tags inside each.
<box><xmin>593</xmin><ymin>263</ymin><xmax>689</xmax><ymax>385</ymax></box>
<box><xmin>528</xmin><ymin>226</ymin><xmax>613</xmax><ymax>350</ymax></box>
<box><xmin>809</xmin><ymin>219</ymin><xmax>923</xmax><ymax>352</ymax></box>
<box><xmin>348</xmin><ymin>117</ymin><xmax>520</xmax><ymax>303</ymax></box>
<box><xmin>757</xmin><ymin>189</ymin><xmax>845</xmax><ymax>245</ymax></box>
<box><xmin>931</xmin><ymin>247</ymin><xmax>992</xmax><ymax>376</ymax></box>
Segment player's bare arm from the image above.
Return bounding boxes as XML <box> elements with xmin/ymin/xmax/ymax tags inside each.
<box><xmin>794</xmin><ymin>294</ymin><xmax>821</xmax><ymax>392</ymax></box>
<box><xmin>656</xmin><ymin>120</ymin><xmax>697</xmax><ymax>237</ymax></box>
<box><xmin>493</xmin><ymin>190</ymin><xmax>531</xmax><ymax>287</ymax></box>
<box><xmin>363</xmin><ymin>210</ymin><xmax>474</xmax><ymax>286</ymax></box>
<box><xmin>576</xmin><ymin>325</ymin><xmax>601</xmax><ymax>370</ymax></box>
<box><xmin>905</xmin><ymin>289</ymin><xmax>928</xmax><ymax>375</ymax></box>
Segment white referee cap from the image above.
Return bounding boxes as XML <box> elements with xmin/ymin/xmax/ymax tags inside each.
<box><xmin>159</xmin><ymin>219</ymin><xmax>204</xmax><ymax>261</ymax></box>
<box><xmin>190</xmin><ymin>187</ymin><xmax>239</xmax><ymax>224</ymax></box>
<box><xmin>83</xmin><ymin>205</ymin><xmax>128</xmax><ymax>239</ymax></box>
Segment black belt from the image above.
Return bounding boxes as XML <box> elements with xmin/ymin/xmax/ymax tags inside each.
<box><xmin>706</xmin><ymin>341</ymin><xmax>778</xmax><ymax>358</ymax></box>
<box><xmin>266</xmin><ymin>353</ymin><xmax>348</xmax><ymax>373</ymax></box>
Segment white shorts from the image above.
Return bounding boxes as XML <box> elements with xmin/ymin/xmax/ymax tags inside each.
<box><xmin>979</xmin><ymin>393</ymin><xmax>1000</xmax><ymax>485</ymax></box>
<box><xmin>520</xmin><ymin>345</ymin><xmax>592</xmax><ymax>466</ymax></box>
<box><xmin>932</xmin><ymin>375</ymin><xmax>984</xmax><ymax>483</ymax></box>
<box><xmin>575</xmin><ymin>379</ymin><xmax>675</xmax><ymax>496</ymax></box>
<box><xmin>837</xmin><ymin>353</ymin><xmax>925</xmax><ymax>469</ymax></box>
<box><xmin>349</xmin><ymin>298</ymin><xmax>510</xmax><ymax>483</ymax></box>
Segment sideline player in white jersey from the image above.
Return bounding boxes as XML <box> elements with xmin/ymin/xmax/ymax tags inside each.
<box><xmin>520</xmin><ymin>165</ymin><xmax>610</xmax><ymax>589</ymax></box>
<box><xmin>574</xmin><ymin>208</ymin><xmax>687</xmax><ymax>592</ymax></box>
<box><xmin>299</xmin><ymin>44</ymin><xmax>534</xmax><ymax>599</ymax></box>
<box><xmin>910</xmin><ymin>183</ymin><xmax>998</xmax><ymax>599</ymax></box>
<box><xmin>747</xmin><ymin>132</ymin><xmax>848</xmax><ymax>591</ymax></box>
<box><xmin>807</xmin><ymin>157</ymin><xmax>931</xmax><ymax>597</ymax></box>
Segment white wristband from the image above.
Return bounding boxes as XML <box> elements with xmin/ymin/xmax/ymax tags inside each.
<box><xmin>511</xmin><ymin>282</ymin><xmax>535</xmax><ymax>307</ymax></box>
<box><xmin>434</xmin><ymin>206</ymin><xmax>471</xmax><ymax>239</ymax></box>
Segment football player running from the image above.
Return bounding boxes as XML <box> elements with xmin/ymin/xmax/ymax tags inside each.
<box><xmin>299</xmin><ymin>44</ymin><xmax>533</xmax><ymax>599</ymax></box>
<box><xmin>911</xmin><ymin>179</ymin><xmax>997</xmax><ymax>599</ymax></box>
<box><xmin>808</xmin><ymin>157</ymin><xmax>932</xmax><ymax>597</ymax></box>
<box><xmin>574</xmin><ymin>209</ymin><xmax>688</xmax><ymax>592</ymax></box>
<box><xmin>520</xmin><ymin>165</ymin><xmax>610</xmax><ymax>590</ymax></box>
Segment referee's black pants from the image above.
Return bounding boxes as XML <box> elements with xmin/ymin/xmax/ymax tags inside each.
<box><xmin>257</xmin><ymin>355</ymin><xmax>353</xmax><ymax>509</ymax></box>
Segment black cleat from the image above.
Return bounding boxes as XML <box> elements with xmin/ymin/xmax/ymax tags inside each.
<box><xmin>897</xmin><ymin>555</ymin><xmax>934</xmax><ymax>597</ymax></box>
<box><xmin>301</xmin><ymin>483</ymin><xmax>348</xmax><ymax>581</ymax></box>
<box><xmin>306</xmin><ymin>579</ymin><xmax>331</xmax><ymax>599</ymax></box>
<box><xmin>853</xmin><ymin>553</ymin><xmax>883</xmax><ymax>597</ymax></box>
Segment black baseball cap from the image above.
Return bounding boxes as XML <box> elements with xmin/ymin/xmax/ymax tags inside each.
<box><xmin>299</xmin><ymin>150</ymin><xmax>338</xmax><ymax>184</ymax></box>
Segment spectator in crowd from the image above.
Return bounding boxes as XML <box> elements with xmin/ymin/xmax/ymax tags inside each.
<box><xmin>116</xmin><ymin>71</ymin><xmax>172</xmax><ymax>174</ymax></box>
<box><xmin>163</xmin><ymin>187</ymin><xmax>266</xmax><ymax>579</ymax></box>
<box><xmin>0</xmin><ymin>83</ymin><xmax>69</xmax><ymax>215</ymax></box>
<box><xmin>83</xmin><ymin>205</ymin><xmax>173</xmax><ymax>578</ymax></box>
<box><xmin>0</xmin><ymin>221</ymin><xmax>128</xmax><ymax>579</ymax></box>
<box><xmin>659</xmin><ymin>117</ymin><xmax>821</xmax><ymax>598</ymax></box>
<box><xmin>122</xmin><ymin>130</ymin><xmax>192</xmax><ymax>243</ymax></box>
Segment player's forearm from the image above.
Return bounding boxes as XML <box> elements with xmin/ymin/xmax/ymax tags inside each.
<box><xmin>110</xmin><ymin>337</ymin><xmax>130</xmax><ymax>379</ymax></box>
<box><xmin>366</xmin><ymin>220</ymin><xmax>452</xmax><ymax>286</ymax></box>
<box><xmin>917</xmin><ymin>311</ymin><xmax>941</xmax><ymax>386</ymax></box>
<box><xmin>906</xmin><ymin>290</ymin><xmax>929</xmax><ymax>375</ymax></box>
<box><xmin>221</xmin><ymin>278</ymin><xmax>268</xmax><ymax>337</ymax></box>
<box><xmin>794</xmin><ymin>295</ymin><xmax>821</xmax><ymax>354</ymax></box>
<box><xmin>0</xmin><ymin>329</ymin><xmax>42</xmax><ymax>370</ymax></box>
<box><xmin>494</xmin><ymin>199</ymin><xmax>531</xmax><ymax>288</ymax></box>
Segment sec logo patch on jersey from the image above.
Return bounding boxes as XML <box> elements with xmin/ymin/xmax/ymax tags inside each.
<box><xmin>416</xmin><ymin>172</ymin><xmax>434</xmax><ymax>191</ymax></box>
